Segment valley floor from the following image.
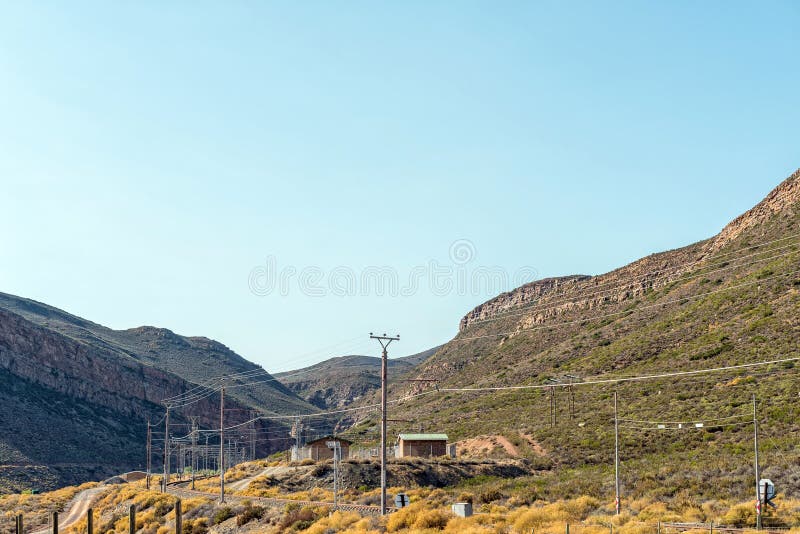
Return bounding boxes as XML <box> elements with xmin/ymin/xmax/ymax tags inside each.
<box><xmin>2</xmin><ymin>457</ymin><xmax>797</xmax><ymax>533</ymax></box>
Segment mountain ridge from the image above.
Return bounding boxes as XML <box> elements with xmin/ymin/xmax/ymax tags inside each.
<box><xmin>275</xmin><ymin>346</ymin><xmax>441</xmax><ymax>411</ymax></box>
<box><xmin>0</xmin><ymin>292</ymin><xmax>314</xmax><ymax>415</ymax></box>
<box><xmin>459</xmin><ymin>168</ymin><xmax>800</xmax><ymax>332</ymax></box>
<box><xmin>0</xmin><ymin>293</ymin><xmax>314</xmax><ymax>492</ymax></box>
<box><xmin>344</xmin><ymin>167</ymin><xmax>800</xmax><ymax>502</ymax></box>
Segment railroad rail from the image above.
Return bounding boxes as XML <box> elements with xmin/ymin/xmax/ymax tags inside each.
<box><xmin>166</xmin><ymin>487</ymin><xmax>395</xmax><ymax>517</ymax></box>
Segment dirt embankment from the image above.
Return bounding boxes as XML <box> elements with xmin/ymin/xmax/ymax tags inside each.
<box><xmin>454</xmin><ymin>434</ymin><xmax>548</xmax><ymax>458</ymax></box>
<box><xmin>246</xmin><ymin>458</ymin><xmax>536</xmax><ymax>494</ymax></box>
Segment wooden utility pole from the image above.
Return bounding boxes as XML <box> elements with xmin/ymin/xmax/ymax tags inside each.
<box><xmin>51</xmin><ymin>511</ymin><xmax>58</xmax><ymax>534</ymax></box>
<box><xmin>219</xmin><ymin>386</ymin><xmax>226</xmax><ymax>503</ymax></box>
<box><xmin>191</xmin><ymin>418</ymin><xmax>198</xmax><ymax>491</ymax></box>
<box><xmin>614</xmin><ymin>391</ymin><xmax>620</xmax><ymax>515</ymax></box>
<box><xmin>370</xmin><ymin>333</ymin><xmax>400</xmax><ymax>516</ymax></box>
<box><xmin>250</xmin><ymin>411</ymin><xmax>256</xmax><ymax>461</ymax></box>
<box><xmin>146</xmin><ymin>420</ymin><xmax>152</xmax><ymax>490</ymax></box>
<box><xmin>87</xmin><ymin>508</ymin><xmax>93</xmax><ymax>534</ymax></box>
<box><xmin>163</xmin><ymin>406</ymin><xmax>170</xmax><ymax>492</ymax></box>
<box><xmin>753</xmin><ymin>393</ymin><xmax>761</xmax><ymax>531</ymax></box>
<box><xmin>129</xmin><ymin>505</ymin><xmax>136</xmax><ymax>534</ymax></box>
<box><xmin>175</xmin><ymin>499</ymin><xmax>182</xmax><ymax>534</ymax></box>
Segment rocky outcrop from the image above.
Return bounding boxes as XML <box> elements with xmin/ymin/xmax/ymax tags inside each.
<box><xmin>459</xmin><ymin>169</ymin><xmax>800</xmax><ymax>331</ymax></box>
<box><xmin>0</xmin><ymin>307</ymin><xmax>290</xmax><ymax>491</ymax></box>
<box><xmin>0</xmin><ymin>308</ymin><xmax>235</xmax><ymax>428</ymax></box>
<box><xmin>459</xmin><ymin>276</ymin><xmax>591</xmax><ymax>331</ymax></box>
<box><xmin>0</xmin><ymin>291</ymin><xmax>312</xmax><ymax>417</ymax></box>
<box><xmin>707</xmin><ymin>168</ymin><xmax>800</xmax><ymax>253</ymax></box>
<box><xmin>458</xmin><ymin>245</ymin><xmax>701</xmax><ymax>331</ymax></box>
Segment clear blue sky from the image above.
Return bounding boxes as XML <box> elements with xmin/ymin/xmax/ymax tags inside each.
<box><xmin>1</xmin><ymin>2</ymin><xmax>798</xmax><ymax>371</ymax></box>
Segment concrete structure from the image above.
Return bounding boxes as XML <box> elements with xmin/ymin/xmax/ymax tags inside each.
<box><xmin>396</xmin><ymin>433</ymin><xmax>448</xmax><ymax>458</ymax></box>
<box><xmin>452</xmin><ymin>502</ymin><xmax>473</xmax><ymax>518</ymax></box>
<box><xmin>296</xmin><ymin>436</ymin><xmax>352</xmax><ymax>461</ymax></box>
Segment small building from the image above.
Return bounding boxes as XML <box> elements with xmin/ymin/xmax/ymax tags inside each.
<box><xmin>301</xmin><ymin>436</ymin><xmax>352</xmax><ymax>461</ymax></box>
<box><xmin>396</xmin><ymin>433</ymin><xmax>449</xmax><ymax>458</ymax></box>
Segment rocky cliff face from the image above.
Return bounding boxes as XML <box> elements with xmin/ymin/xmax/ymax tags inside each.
<box><xmin>380</xmin><ymin>167</ymin><xmax>800</xmax><ymax>504</ymax></box>
<box><xmin>458</xmin><ymin>245</ymin><xmax>703</xmax><ymax>331</ymax></box>
<box><xmin>459</xmin><ymin>168</ymin><xmax>800</xmax><ymax>331</ymax></box>
<box><xmin>707</xmin><ymin>167</ymin><xmax>800</xmax><ymax>253</ymax></box>
<box><xmin>0</xmin><ymin>292</ymin><xmax>314</xmax><ymax>417</ymax></box>
<box><xmin>0</xmin><ymin>309</ymin><xmax>184</xmax><ymax>417</ymax></box>
<box><xmin>0</xmin><ymin>302</ymin><xmax>293</xmax><ymax>492</ymax></box>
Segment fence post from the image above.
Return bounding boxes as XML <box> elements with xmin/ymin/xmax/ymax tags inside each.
<box><xmin>51</xmin><ymin>511</ymin><xmax>58</xmax><ymax>534</ymax></box>
<box><xmin>129</xmin><ymin>504</ymin><xmax>136</xmax><ymax>534</ymax></box>
<box><xmin>566</xmin><ymin>524</ymin><xmax>570</xmax><ymax>534</ymax></box>
<box><xmin>709</xmin><ymin>521</ymin><xmax>713</xmax><ymax>533</ymax></box>
<box><xmin>175</xmin><ymin>499</ymin><xmax>182</xmax><ymax>534</ymax></box>
<box><xmin>87</xmin><ymin>508</ymin><xmax>93</xmax><ymax>534</ymax></box>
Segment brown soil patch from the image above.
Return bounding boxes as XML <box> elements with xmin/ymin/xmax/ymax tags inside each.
<box><xmin>521</xmin><ymin>433</ymin><xmax>548</xmax><ymax>456</ymax></box>
<box><xmin>454</xmin><ymin>435</ymin><xmax>520</xmax><ymax>458</ymax></box>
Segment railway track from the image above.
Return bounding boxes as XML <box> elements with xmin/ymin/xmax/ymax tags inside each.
<box><xmin>166</xmin><ymin>487</ymin><xmax>394</xmax><ymax>517</ymax></box>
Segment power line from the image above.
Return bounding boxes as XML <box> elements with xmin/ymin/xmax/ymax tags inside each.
<box><xmin>184</xmin><ymin>355</ymin><xmax>797</xmax><ymax>437</ymax></box>
<box><xmin>619</xmin><ymin>414</ymin><xmax>748</xmax><ymax>425</ymax></box>
<box><xmin>453</xmin><ymin>267</ymin><xmax>800</xmax><ymax>342</ymax></box>
<box><xmin>620</xmin><ymin>420</ymin><xmax>752</xmax><ymax>430</ymax></box>
<box><xmin>462</xmin><ymin>185</ymin><xmax>800</xmax><ymax>329</ymax></box>
<box><xmin>465</xmin><ymin>242</ymin><xmax>799</xmax><ymax>328</ymax></box>
<box><xmin>161</xmin><ymin>338</ymin><xmax>378</xmax><ymax>408</ymax></box>
<box><xmin>438</xmin><ymin>356</ymin><xmax>800</xmax><ymax>392</ymax></box>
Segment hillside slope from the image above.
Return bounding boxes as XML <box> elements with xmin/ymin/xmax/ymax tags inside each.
<box><xmin>350</xmin><ymin>168</ymin><xmax>800</xmax><ymax>502</ymax></box>
<box><xmin>275</xmin><ymin>347</ymin><xmax>440</xmax><ymax>410</ymax></box>
<box><xmin>0</xmin><ymin>298</ymin><xmax>314</xmax><ymax>493</ymax></box>
<box><xmin>0</xmin><ymin>294</ymin><xmax>314</xmax><ymax>415</ymax></box>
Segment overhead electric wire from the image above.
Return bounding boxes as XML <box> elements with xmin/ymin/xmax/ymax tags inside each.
<box><xmin>164</xmin><ymin>253</ymin><xmax>799</xmax><ymax>407</ymax></box>
<box><xmin>474</xmin><ymin>237</ymin><xmax>800</xmax><ymax>326</ymax></box>
<box><xmin>619</xmin><ymin>421</ymin><xmax>753</xmax><ymax>431</ymax></box>
<box><xmin>195</xmin><ymin>356</ymin><xmax>799</xmax><ymax>436</ymax></box>
<box><xmin>163</xmin><ymin>367</ymin><xmax>277</xmax><ymax>397</ymax></box>
<box><xmin>462</xmin><ymin>187</ymin><xmax>800</xmax><ymax>328</ymax></box>
<box><xmin>211</xmin><ymin>389</ymin><xmax>441</xmax><ymax>433</ymax></box>
<box><xmin>161</xmin><ymin>338</ymin><xmax>377</xmax><ymax>407</ymax></box>
<box><xmin>464</xmin><ymin>244</ymin><xmax>799</xmax><ymax>329</ymax></box>
<box><xmin>438</xmin><ymin>355</ymin><xmax>800</xmax><ymax>393</ymax></box>
<box><xmin>454</xmin><ymin>267</ymin><xmax>800</xmax><ymax>342</ymax></box>
<box><xmin>162</xmin><ymin>338</ymin><xmax>374</xmax><ymax>404</ymax></box>
<box><xmin>619</xmin><ymin>413</ymin><xmax>749</xmax><ymax>425</ymax></box>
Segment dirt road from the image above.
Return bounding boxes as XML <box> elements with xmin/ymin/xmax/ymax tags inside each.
<box><xmin>31</xmin><ymin>487</ymin><xmax>108</xmax><ymax>534</ymax></box>
<box><xmin>226</xmin><ymin>465</ymin><xmax>294</xmax><ymax>492</ymax></box>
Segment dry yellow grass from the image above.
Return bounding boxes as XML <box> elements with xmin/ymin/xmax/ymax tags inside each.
<box><xmin>5</xmin><ymin>471</ymin><xmax>797</xmax><ymax>534</ymax></box>
<box><xmin>0</xmin><ymin>482</ymin><xmax>96</xmax><ymax>531</ymax></box>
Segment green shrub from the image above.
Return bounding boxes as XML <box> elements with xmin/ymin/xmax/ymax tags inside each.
<box><xmin>236</xmin><ymin>502</ymin><xmax>265</xmax><ymax>526</ymax></box>
<box><xmin>213</xmin><ymin>506</ymin><xmax>233</xmax><ymax>525</ymax></box>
